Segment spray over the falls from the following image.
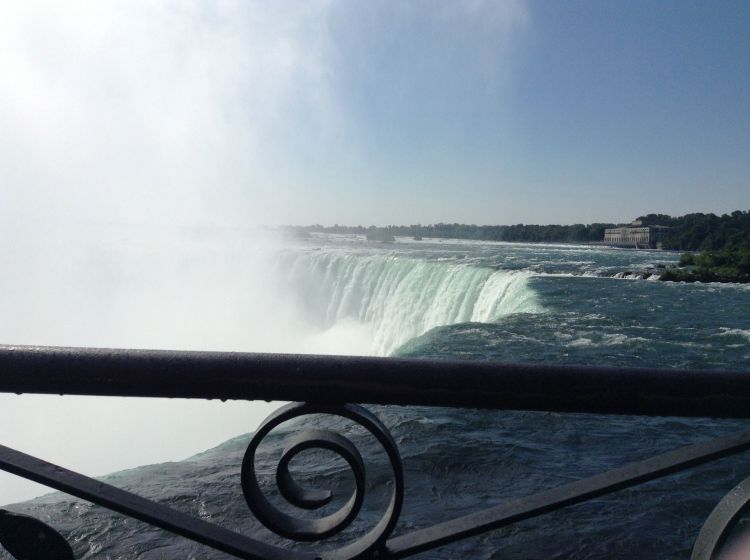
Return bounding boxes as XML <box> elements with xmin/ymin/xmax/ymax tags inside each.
<box><xmin>280</xmin><ymin>251</ymin><xmax>543</xmax><ymax>356</ymax></box>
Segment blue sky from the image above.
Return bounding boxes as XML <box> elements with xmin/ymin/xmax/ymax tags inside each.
<box><xmin>310</xmin><ymin>0</ymin><xmax>750</xmax><ymax>224</ymax></box>
<box><xmin>0</xmin><ymin>0</ymin><xmax>748</xmax><ymax>505</ymax></box>
<box><xmin>1</xmin><ymin>0</ymin><xmax>748</xmax><ymax>226</ymax></box>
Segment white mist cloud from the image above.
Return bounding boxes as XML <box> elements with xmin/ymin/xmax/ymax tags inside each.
<box><xmin>0</xmin><ymin>0</ymin><xmax>341</xmax><ymax>229</ymax></box>
<box><xmin>0</xmin><ymin>0</ymin><xmax>343</xmax><ymax>504</ymax></box>
<box><xmin>0</xmin><ymin>0</ymin><xmax>531</xmax><ymax>504</ymax></box>
<box><xmin>0</xmin><ymin>225</ymin><xmax>299</xmax><ymax>505</ymax></box>
<box><xmin>0</xmin><ymin>0</ymin><xmax>533</xmax><ymax>228</ymax></box>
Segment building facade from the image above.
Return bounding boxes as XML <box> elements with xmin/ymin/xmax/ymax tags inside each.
<box><xmin>603</xmin><ymin>225</ymin><xmax>671</xmax><ymax>249</ymax></box>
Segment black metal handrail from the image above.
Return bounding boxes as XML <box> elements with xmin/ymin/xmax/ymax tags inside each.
<box><xmin>1</xmin><ymin>344</ymin><xmax>750</xmax><ymax>559</ymax></box>
<box><xmin>2</xmin><ymin>345</ymin><xmax>750</xmax><ymax>417</ymax></box>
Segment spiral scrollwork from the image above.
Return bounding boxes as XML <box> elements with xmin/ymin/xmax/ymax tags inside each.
<box><xmin>0</xmin><ymin>510</ymin><xmax>74</xmax><ymax>560</ymax></box>
<box><xmin>241</xmin><ymin>402</ymin><xmax>403</xmax><ymax>560</ymax></box>
<box><xmin>692</xmin><ymin>475</ymin><xmax>750</xmax><ymax>560</ymax></box>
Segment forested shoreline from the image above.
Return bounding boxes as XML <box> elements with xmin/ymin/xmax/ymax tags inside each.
<box><xmin>287</xmin><ymin>210</ymin><xmax>750</xmax><ymax>253</ymax></box>
<box><xmin>287</xmin><ymin>222</ymin><xmax>615</xmax><ymax>243</ymax></box>
<box><xmin>660</xmin><ymin>248</ymin><xmax>750</xmax><ymax>283</ymax></box>
<box><xmin>286</xmin><ymin>210</ymin><xmax>750</xmax><ymax>283</ymax></box>
<box><xmin>640</xmin><ymin>211</ymin><xmax>750</xmax><ymax>283</ymax></box>
<box><xmin>635</xmin><ymin>211</ymin><xmax>750</xmax><ymax>251</ymax></box>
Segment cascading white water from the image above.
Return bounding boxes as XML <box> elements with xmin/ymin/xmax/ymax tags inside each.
<box><xmin>279</xmin><ymin>251</ymin><xmax>543</xmax><ymax>356</ymax></box>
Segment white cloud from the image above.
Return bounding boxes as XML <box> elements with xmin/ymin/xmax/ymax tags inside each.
<box><xmin>0</xmin><ymin>0</ymin><xmax>340</xmax><ymax>229</ymax></box>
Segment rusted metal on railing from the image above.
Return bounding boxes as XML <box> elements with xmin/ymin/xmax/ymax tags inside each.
<box><xmin>2</xmin><ymin>344</ymin><xmax>750</xmax><ymax>559</ymax></box>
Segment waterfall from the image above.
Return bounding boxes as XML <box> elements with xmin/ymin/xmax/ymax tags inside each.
<box><xmin>279</xmin><ymin>251</ymin><xmax>543</xmax><ymax>356</ymax></box>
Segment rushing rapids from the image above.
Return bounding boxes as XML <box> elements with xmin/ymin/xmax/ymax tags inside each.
<box><xmin>3</xmin><ymin>234</ymin><xmax>750</xmax><ymax>560</ymax></box>
<box><xmin>278</xmin><ymin>250</ymin><xmax>542</xmax><ymax>355</ymax></box>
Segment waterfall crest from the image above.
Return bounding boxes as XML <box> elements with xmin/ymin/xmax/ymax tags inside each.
<box><xmin>280</xmin><ymin>251</ymin><xmax>543</xmax><ymax>355</ymax></box>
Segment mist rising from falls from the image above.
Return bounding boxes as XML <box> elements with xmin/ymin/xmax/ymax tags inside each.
<box><xmin>0</xmin><ymin>233</ymin><xmax>542</xmax><ymax>504</ymax></box>
<box><xmin>281</xmin><ymin>251</ymin><xmax>543</xmax><ymax>356</ymax></box>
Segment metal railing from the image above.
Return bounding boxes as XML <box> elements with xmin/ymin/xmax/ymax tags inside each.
<box><xmin>1</xmin><ymin>344</ymin><xmax>750</xmax><ymax>559</ymax></box>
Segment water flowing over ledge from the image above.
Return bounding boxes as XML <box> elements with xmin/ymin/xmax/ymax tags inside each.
<box><xmin>279</xmin><ymin>251</ymin><xmax>544</xmax><ymax>356</ymax></box>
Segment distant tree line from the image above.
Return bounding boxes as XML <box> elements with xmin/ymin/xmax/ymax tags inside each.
<box><xmin>287</xmin><ymin>222</ymin><xmax>617</xmax><ymax>244</ymax></box>
<box><xmin>287</xmin><ymin>210</ymin><xmax>750</xmax><ymax>254</ymax></box>
<box><xmin>649</xmin><ymin>210</ymin><xmax>750</xmax><ymax>283</ymax></box>
<box><xmin>661</xmin><ymin>246</ymin><xmax>750</xmax><ymax>283</ymax></box>
<box><xmin>636</xmin><ymin>210</ymin><xmax>750</xmax><ymax>252</ymax></box>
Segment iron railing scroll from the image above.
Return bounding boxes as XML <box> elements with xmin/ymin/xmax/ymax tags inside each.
<box><xmin>2</xmin><ymin>345</ymin><xmax>750</xmax><ymax>559</ymax></box>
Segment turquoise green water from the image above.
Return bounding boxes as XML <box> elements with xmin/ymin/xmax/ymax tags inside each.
<box><xmin>5</xmin><ymin>235</ymin><xmax>750</xmax><ymax>559</ymax></box>
<box><xmin>280</xmin><ymin>234</ymin><xmax>750</xmax><ymax>368</ymax></box>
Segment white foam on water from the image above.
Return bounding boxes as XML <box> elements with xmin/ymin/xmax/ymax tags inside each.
<box><xmin>279</xmin><ymin>251</ymin><xmax>544</xmax><ymax>356</ymax></box>
<box><xmin>717</xmin><ymin>328</ymin><xmax>750</xmax><ymax>341</ymax></box>
<box><xmin>601</xmin><ymin>333</ymin><xmax>649</xmax><ymax>346</ymax></box>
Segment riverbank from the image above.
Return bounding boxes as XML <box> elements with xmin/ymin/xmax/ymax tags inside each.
<box><xmin>660</xmin><ymin>247</ymin><xmax>750</xmax><ymax>284</ymax></box>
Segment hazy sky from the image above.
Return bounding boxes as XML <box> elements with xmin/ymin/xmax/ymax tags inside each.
<box><xmin>1</xmin><ymin>0</ymin><xmax>748</xmax><ymax>227</ymax></box>
<box><xmin>0</xmin><ymin>0</ymin><xmax>748</xmax><ymax>504</ymax></box>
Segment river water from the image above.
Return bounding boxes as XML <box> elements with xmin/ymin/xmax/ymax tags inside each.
<box><xmin>3</xmin><ymin>234</ymin><xmax>750</xmax><ymax>559</ymax></box>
